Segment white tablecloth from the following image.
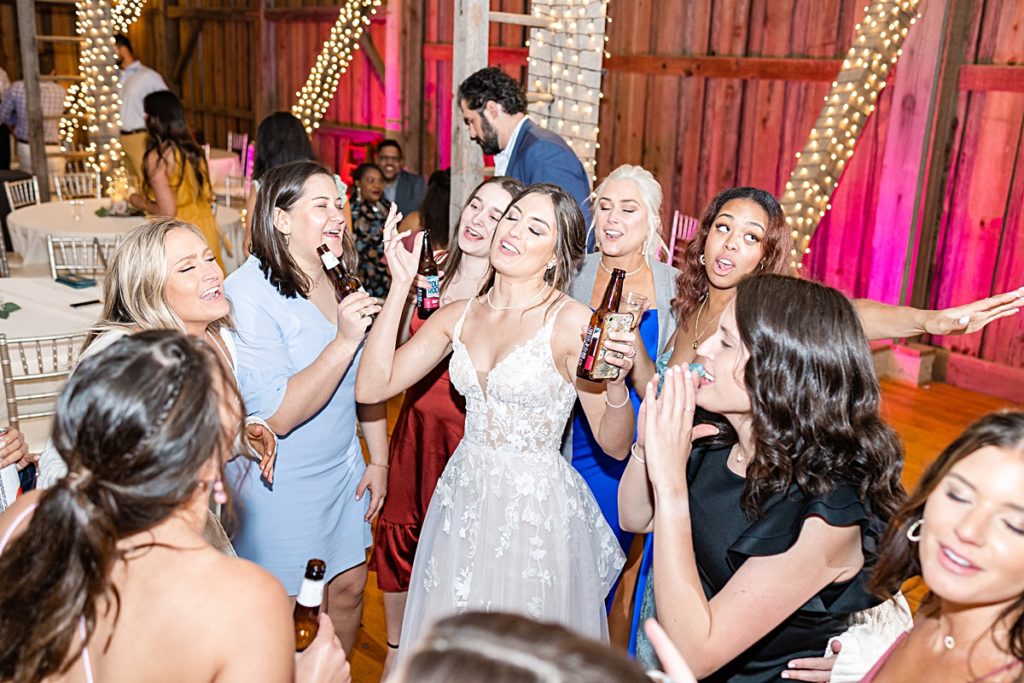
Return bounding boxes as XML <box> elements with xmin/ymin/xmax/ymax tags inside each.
<box><xmin>0</xmin><ymin>277</ymin><xmax>101</xmax><ymax>449</ymax></box>
<box><xmin>208</xmin><ymin>147</ymin><xmax>242</xmax><ymax>188</ymax></box>
<box><xmin>6</xmin><ymin>197</ymin><xmax>244</xmax><ymax>271</ymax></box>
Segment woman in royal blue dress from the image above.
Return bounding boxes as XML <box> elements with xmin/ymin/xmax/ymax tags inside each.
<box><xmin>225</xmin><ymin>160</ymin><xmax>389</xmax><ymax>653</ymax></box>
<box><xmin>566</xmin><ymin>165</ymin><xmax>678</xmax><ymax>617</ymax></box>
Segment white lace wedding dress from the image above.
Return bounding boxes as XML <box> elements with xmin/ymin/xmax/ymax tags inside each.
<box><xmin>398</xmin><ymin>299</ymin><xmax>627</xmax><ymax>656</ymax></box>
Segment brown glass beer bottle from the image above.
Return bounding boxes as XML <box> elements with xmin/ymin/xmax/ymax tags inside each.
<box><xmin>576</xmin><ymin>268</ymin><xmax>625</xmax><ymax>381</ymax></box>
<box><xmin>416</xmin><ymin>229</ymin><xmax>441</xmax><ymax>319</ymax></box>
<box><xmin>294</xmin><ymin>559</ymin><xmax>326</xmax><ymax>652</ymax></box>
<box><xmin>317</xmin><ymin>244</ymin><xmax>362</xmax><ymax>302</ymax></box>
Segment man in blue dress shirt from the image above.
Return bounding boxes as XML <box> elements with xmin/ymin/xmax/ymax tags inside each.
<box><xmin>457</xmin><ymin>67</ymin><xmax>592</xmax><ymax>238</ymax></box>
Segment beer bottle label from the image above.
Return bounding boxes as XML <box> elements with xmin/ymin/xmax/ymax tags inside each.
<box><xmin>296</xmin><ymin>579</ymin><xmax>325</xmax><ymax>608</ymax></box>
<box><xmin>424</xmin><ymin>274</ymin><xmax>440</xmax><ymax>308</ymax></box>
<box><xmin>320</xmin><ymin>251</ymin><xmax>341</xmax><ymax>269</ymax></box>
<box><xmin>581</xmin><ymin>325</ymin><xmax>602</xmax><ymax>372</ymax></box>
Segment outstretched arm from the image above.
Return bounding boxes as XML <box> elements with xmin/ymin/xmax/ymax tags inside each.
<box><xmin>853</xmin><ymin>287</ymin><xmax>1023</xmax><ymax>341</ymax></box>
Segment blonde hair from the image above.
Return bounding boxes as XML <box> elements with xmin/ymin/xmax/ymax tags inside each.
<box><xmin>88</xmin><ymin>218</ymin><xmax>231</xmax><ymax>347</ymax></box>
<box><xmin>591</xmin><ymin>164</ymin><xmax>669</xmax><ymax>260</ymax></box>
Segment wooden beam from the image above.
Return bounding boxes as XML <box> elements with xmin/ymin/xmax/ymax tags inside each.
<box><xmin>424</xmin><ymin>44</ymin><xmax>845</xmax><ymax>82</ymax></box>
<box><xmin>450</xmin><ymin>0</ymin><xmax>488</xmax><ymax>216</ymax></box>
<box><xmin>489</xmin><ymin>11</ymin><xmax>554</xmax><ymax>28</ymax></box>
<box><xmin>398</xmin><ymin>0</ymin><xmax>424</xmax><ymax>172</ymax></box>
<box><xmin>605</xmin><ymin>54</ymin><xmax>842</xmax><ymax>81</ymax></box>
<box><xmin>359</xmin><ymin>32</ymin><xmax>385</xmax><ymax>85</ymax></box>
<box><xmin>172</xmin><ymin>19</ymin><xmax>205</xmax><ymax>85</ymax></box>
<box><xmin>15</xmin><ymin>0</ymin><xmax>51</xmax><ymax>201</ymax></box>
<box><xmin>166</xmin><ymin>6</ymin><xmax>257</xmax><ymax>21</ymax></box>
<box><xmin>959</xmin><ymin>64</ymin><xmax>1024</xmax><ymax>93</ymax></box>
<box><xmin>263</xmin><ymin>7</ymin><xmax>388</xmax><ymax>23</ymax></box>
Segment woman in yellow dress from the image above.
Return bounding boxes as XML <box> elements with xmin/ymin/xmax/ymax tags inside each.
<box><xmin>129</xmin><ymin>90</ymin><xmax>224</xmax><ymax>269</ymax></box>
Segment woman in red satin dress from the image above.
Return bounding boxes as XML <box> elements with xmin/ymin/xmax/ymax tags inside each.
<box><xmin>369</xmin><ymin>176</ymin><xmax>523</xmax><ymax>674</ymax></box>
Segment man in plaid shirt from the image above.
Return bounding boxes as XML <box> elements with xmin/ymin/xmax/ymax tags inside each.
<box><xmin>0</xmin><ymin>55</ymin><xmax>66</xmax><ymax>176</ymax></box>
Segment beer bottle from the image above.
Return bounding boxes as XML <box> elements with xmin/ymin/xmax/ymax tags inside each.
<box><xmin>293</xmin><ymin>559</ymin><xmax>326</xmax><ymax>652</ymax></box>
<box><xmin>317</xmin><ymin>244</ymin><xmax>362</xmax><ymax>302</ymax></box>
<box><xmin>416</xmin><ymin>229</ymin><xmax>441</xmax><ymax>319</ymax></box>
<box><xmin>576</xmin><ymin>268</ymin><xmax>625</xmax><ymax>381</ymax></box>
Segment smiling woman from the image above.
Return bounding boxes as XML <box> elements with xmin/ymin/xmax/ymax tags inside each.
<box><xmin>356</xmin><ymin>183</ymin><xmax>639</xmax><ymax>659</ymax></box>
<box><xmin>225</xmin><ymin>159</ymin><xmax>387</xmax><ymax>654</ymax></box>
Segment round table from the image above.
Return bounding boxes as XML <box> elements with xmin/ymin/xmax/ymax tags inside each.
<box><xmin>0</xmin><ymin>277</ymin><xmax>101</xmax><ymax>449</ymax></box>
<box><xmin>6</xmin><ymin>197</ymin><xmax>245</xmax><ymax>272</ymax></box>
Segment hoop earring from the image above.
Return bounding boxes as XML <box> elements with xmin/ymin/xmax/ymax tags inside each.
<box><xmin>699</xmin><ymin>254</ymin><xmax>706</xmax><ymax>265</ymax></box>
<box><xmin>906</xmin><ymin>519</ymin><xmax>923</xmax><ymax>542</ymax></box>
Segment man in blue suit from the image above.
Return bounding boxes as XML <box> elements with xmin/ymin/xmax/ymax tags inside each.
<box><xmin>458</xmin><ymin>67</ymin><xmax>593</xmax><ymax>236</ymax></box>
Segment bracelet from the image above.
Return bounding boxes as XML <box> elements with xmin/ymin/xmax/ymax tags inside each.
<box><xmin>605</xmin><ymin>391</ymin><xmax>630</xmax><ymax>409</ymax></box>
<box><xmin>369</xmin><ymin>462</ymin><xmax>390</xmax><ymax>469</ymax></box>
<box><xmin>630</xmin><ymin>442</ymin><xmax>646</xmax><ymax>465</ymax></box>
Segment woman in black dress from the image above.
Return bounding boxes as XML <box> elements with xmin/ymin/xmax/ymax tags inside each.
<box><xmin>620</xmin><ymin>273</ymin><xmax>906</xmax><ymax>681</ymax></box>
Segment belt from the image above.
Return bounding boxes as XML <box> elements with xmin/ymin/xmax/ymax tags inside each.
<box><xmin>120</xmin><ymin>128</ymin><xmax>146</xmax><ymax>135</ymax></box>
<box><xmin>15</xmin><ymin>138</ymin><xmax>58</xmax><ymax>146</ymax></box>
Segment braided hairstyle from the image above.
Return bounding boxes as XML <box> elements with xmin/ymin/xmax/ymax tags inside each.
<box><xmin>0</xmin><ymin>330</ymin><xmax>242</xmax><ymax>683</ymax></box>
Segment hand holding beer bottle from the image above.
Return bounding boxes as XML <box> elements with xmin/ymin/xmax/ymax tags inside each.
<box><xmin>295</xmin><ymin>614</ymin><xmax>352</xmax><ymax>683</ymax></box>
<box><xmin>576</xmin><ymin>269</ymin><xmax>639</xmax><ymax>383</ymax></box>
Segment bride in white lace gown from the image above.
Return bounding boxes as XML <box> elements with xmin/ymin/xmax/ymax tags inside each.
<box><xmin>357</xmin><ymin>185</ymin><xmax>634</xmax><ymax>657</ymax></box>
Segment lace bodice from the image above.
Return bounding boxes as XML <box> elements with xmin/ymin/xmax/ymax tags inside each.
<box><xmin>449</xmin><ymin>299</ymin><xmax>577</xmax><ymax>453</ymax></box>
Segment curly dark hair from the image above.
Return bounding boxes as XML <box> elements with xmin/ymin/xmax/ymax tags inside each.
<box><xmin>701</xmin><ymin>274</ymin><xmax>905</xmax><ymax>521</ymax></box>
<box><xmin>458</xmin><ymin>66</ymin><xmax>527</xmax><ymax>115</ymax></box>
<box><xmin>671</xmin><ymin>187</ymin><xmax>790</xmax><ymax>329</ymax></box>
<box><xmin>0</xmin><ymin>331</ymin><xmax>241</xmax><ymax>683</ymax></box>
<box><xmin>869</xmin><ymin>411</ymin><xmax>1024</xmax><ymax>667</ymax></box>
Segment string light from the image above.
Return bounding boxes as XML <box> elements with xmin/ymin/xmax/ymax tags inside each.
<box><xmin>61</xmin><ymin>0</ymin><xmax>145</xmax><ymax>148</ymax></box>
<box><xmin>525</xmin><ymin>0</ymin><xmax>610</xmax><ymax>183</ymax></box>
<box><xmin>292</xmin><ymin>0</ymin><xmax>382</xmax><ymax>134</ymax></box>
<box><xmin>781</xmin><ymin>0</ymin><xmax>920</xmax><ymax>270</ymax></box>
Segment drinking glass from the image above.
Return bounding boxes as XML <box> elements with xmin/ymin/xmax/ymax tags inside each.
<box><xmin>620</xmin><ymin>291</ymin><xmax>648</xmax><ymax>328</ymax></box>
<box><xmin>72</xmin><ymin>200</ymin><xmax>84</xmax><ymax>221</ymax></box>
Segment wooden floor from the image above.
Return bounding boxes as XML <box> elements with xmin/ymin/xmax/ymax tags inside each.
<box><xmin>348</xmin><ymin>380</ymin><xmax>1022</xmax><ymax>682</ymax></box>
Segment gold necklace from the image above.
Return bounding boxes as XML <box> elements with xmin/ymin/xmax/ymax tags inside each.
<box><xmin>692</xmin><ymin>298</ymin><xmax>721</xmax><ymax>350</ymax></box>
<box><xmin>600</xmin><ymin>258</ymin><xmax>647</xmax><ymax>278</ymax></box>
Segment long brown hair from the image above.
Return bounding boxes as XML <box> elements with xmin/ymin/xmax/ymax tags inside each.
<box><xmin>0</xmin><ymin>331</ymin><xmax>242</xmax><ymax>683</ymax></box>
<box><xmin>141</xmin><ymin>90</ymin><xmax>211</xmax><ymax>203</ymax></box>
<box><xmin>703</xmin><ymin>274</ymin><xmax>905</xmax><ymax>520</ymax></box>
<box><xmin>250</xmin><ymin>160</ymin><xmax>357</xmax><ymax>298</ymax></box>
<box><xmin>478</xmin><ymin>183</ymin><xmax>586</xmax><ymax>299</ymax></box>
<box><xmin>439</xmin><ymin>176</ymin><xmax>524</xmax><ymax>300</ymax></box>
<box><xmin>671</xmin><ymin>187</ymin><xmax>790</xmax><ymax>328</ymax></box>
<box><xmin>869</xmin><ymin>411</ymin><xmax>1024</xmax><ymax>667</ymax></box>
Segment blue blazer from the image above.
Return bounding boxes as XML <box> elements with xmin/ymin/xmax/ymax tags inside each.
<box><xmin>504</xmin><ymin>119</ymin><xmax>592</xmax><ymax>233</ymax></box>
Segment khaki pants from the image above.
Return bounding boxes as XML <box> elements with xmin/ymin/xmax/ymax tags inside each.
<box><xmin>120</xmin><ymin>131</ymin><xmax>148</xmax><ymax>182</ymax></box>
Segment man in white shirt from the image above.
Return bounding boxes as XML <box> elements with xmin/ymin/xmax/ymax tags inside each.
<box><xmin>115</xmin><ymin>34</ymin><xmax>168</xmax><ymax>181</ymax></box>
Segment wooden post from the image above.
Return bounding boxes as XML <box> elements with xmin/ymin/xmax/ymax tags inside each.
<box><xmin>384</xmin><ymin>0</ymin><xmax>402</xmax><ymax>140</ymax></box>
<box><xmin>256</xmin><ymin>0</ymin><xmax>276</xmax><ymax>124</ymax></box>
<box><xmin>15</xmin><ymin>0</ymin><xmax>52</xmax><ymax>201</ymax></box>
<box><xmin>865</xmin><ymin>0</ymin><xmax>954</xmax><ymax>305</ymax></box>
<box><xmin>401</xmin><ymin>0</ymin><xmax>424</xmax><ymax>174</ymax></box>
<box><xmin>449</xmin><ymin>0</ymin><xmax>488</xmax><ymax>217</ymax></box>
<box><xmin>908</xmin><ymin>0</ymin><xmax>973</xmax><ymax>309</ymax></box>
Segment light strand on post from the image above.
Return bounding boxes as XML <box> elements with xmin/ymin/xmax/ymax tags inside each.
<box><xmin>524</xmin><ymin>0</ymin><xmax>609</xmax><ymax>184</ymax></box>
<box><xmin>781</xmin><ymin>0</ymin><xmax>921</xmax><ymax>270</ymax></box>
<box><xmin>61</xmin><ymin>0</ymin><xmax>146</xmax><ymax>148</ymax></box>
<box><xmin>292</xmin><ymin>0</ymin><xmax>382</xmax><ymax>134</ymax></box>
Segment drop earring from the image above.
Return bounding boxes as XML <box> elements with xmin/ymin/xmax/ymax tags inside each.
<box><xmin>213</xmin><ymin>479</ymin><xmax>228</xmax><ymax>505</ymax></box>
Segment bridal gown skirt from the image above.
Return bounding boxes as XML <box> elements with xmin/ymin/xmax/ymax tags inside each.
<box><xmin>398</xmin><ymin>437</ymin><xmax>626</xmax><ymax>655</ymax></box>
